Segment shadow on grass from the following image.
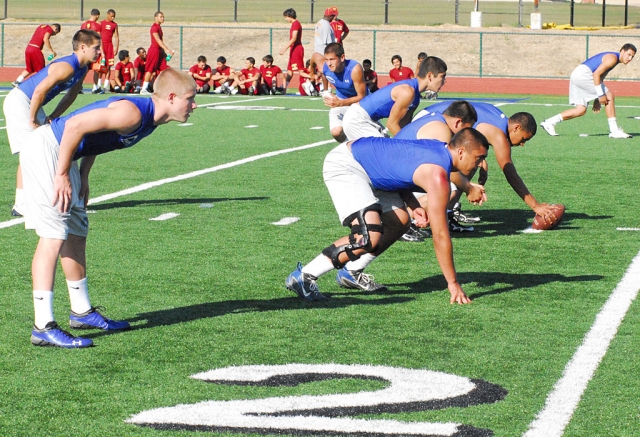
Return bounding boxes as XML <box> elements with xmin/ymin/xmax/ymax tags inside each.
<box><xmin>88</xmin><ymin>196</ymin><xmax>268</xmax><ymax>210</ymax></box>
<box><xmin>448</xmin><ymin>209</ymin><xmax>612</xmax><ymax>237</ymax></box>
<box><xmin>84</xmin><ymin>295</ymin><xmax>413</xmax><ymax>338</ymax></box>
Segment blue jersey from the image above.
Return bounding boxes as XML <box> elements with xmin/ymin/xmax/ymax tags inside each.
<box><xmin>394</xmin><ymin>112</ymin><xmax>446</xmax><ymax>140</ymax></box>
<box><xmin>582</xmin><ymin>51</ymin><xmax>620</xmax><ymax>73</ymax></box>
<box><xmin>425</xmin><ymin>101</ymin><xmax>508</xmax><ymax>135</ymax></box>
<box><xmin>18</xmin><ymin>53</ymin><xmax>87</xmax><ymax>105</ymax></box>
<box><xmin>351</xmin><ymin>137</ymin><xmax>452</xmax><ymax>192</ymax></box>
<box><xmin>323</xmin><ymin>59</ymin><xmax>366</xmax><ymax>100</ymax></box>
<box><xmin>50</xmin><ymin>97</ymin><xmax>157</xmax><ymax>161</ymax></box>
<box><xmin>359</xmin><ymin>79</ymin><xmax>421</xmax><ymax>121</ymax></box>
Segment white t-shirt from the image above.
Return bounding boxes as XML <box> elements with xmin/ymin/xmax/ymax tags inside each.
<box><xmin>314</xmin><ymin>19</ymin><xmax>335</xmax><ymax>54</ymax></box>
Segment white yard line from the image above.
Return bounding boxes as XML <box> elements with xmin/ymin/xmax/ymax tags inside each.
<box><xmin>0</xmin><ymin>139</ymin><xmax>335</xmax><ymax>230</ymax></box>
<box><xmin>524</xmin><ymin>249</ymin><xmax>640</xmax><ymax>437</ymax></box>
<box><xmin>197</xmin><ymin>97</ymin><xmax>274</xmax><ymax>107</ymax></box>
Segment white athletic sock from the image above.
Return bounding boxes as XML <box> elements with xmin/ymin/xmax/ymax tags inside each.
<box><xmin>97</xmin><ymin>78</ymin><xmax>103</xmax><ymax>89</ymax></box>
<box><xmin>33</xmin><ymin>290</ymin><xmax>54</xmax><ymax>329</ymax></box>
<box><xmin>547</xmin><ymin>114</ymin><xmax>563</xmax><ymax>125</ymax></box>
<box><xmin>608</xmin><ymin>117</ymin><xmax>619</xmax><ymax>132</ymax></box>
<box><xmin>345</xmin><ymin>253</ymin><xmax>377</xmax><ymax>272</ymax></box>
<box><xmin>302</xmin><ymin>254</ymin><xmax>335</xmax><ymax>278</ymax></box>
<box><xmin>142</xmin><ymin>81</ymin><xmax>150</xmax><ymax>91</ymax></box>
<box><xmin>67</xmin><ymin>278</ymin><xmax>91</xmax><ymax>314</ymax></box>
<box><xmin>14</xmin><ymin>188</ymin><xmax>24</xmax><ymax>209</ymax></box>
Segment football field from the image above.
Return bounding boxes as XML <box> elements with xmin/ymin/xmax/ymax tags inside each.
<box><xmin>0</xmin><ymin>90</ymin><xmax>639</xmax><ymax>437</ymax></box>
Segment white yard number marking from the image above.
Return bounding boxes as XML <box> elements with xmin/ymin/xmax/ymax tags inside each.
<box><xmin>128</xmin><ymin>363</ymin><xmax>505</xmax><ymax>436</ymax></box>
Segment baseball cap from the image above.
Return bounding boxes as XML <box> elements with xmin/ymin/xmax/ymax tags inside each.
<box><xmin>324</xmin><ymin>6</ymin><xmax>338</xmax><ymax>16</ymax></box>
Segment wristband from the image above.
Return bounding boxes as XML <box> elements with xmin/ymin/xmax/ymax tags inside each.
<box><xmin>594</xmin><ymin>84</ymin><xmax>605</xmax><ymax>97</ymax></box>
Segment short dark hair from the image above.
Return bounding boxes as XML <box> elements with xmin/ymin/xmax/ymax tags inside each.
<box><xmin>72</xmin><ymin>29</ymin><xmax>100</xmax><ymax>51</ymax></box>
<box><xmin>363</xmin><ymin>59</ymin><xmax>372</xmax><ymax>67</ymax></box>
<box><xmin>154</xmin><ymin>11</ymin><xmax>163</xmax><ymax>18</ymax></box>
<box><xmin>136</xmin><ymin>47</ymin><xmax>145</xmax><ymax>55</ymax></box>
<box><xmin>283</xmin><ymin>8</ymin><xmax>297</xmax><ymax>19</ymax></box>
<box><xmin>246</xmin><ymin>57</ymin><xmax>255</xmax><ymax>65</ymax></box>
<box><xmin>417</xmin><ymin>56</ymin><xmax>447</xmax><ymax>78</ymax></box>
<box><xmin>90</xmin><ymin>8</ymin><xmax>100</xmax><ymax>16</ymax></box>
<box><xmin>262</xmin><ymin>54</ymin><xmax>274</xmax><ymax>64</ymax></box>
<box><xmin>621</xmin><ymin>43</ymin><xmax>637</xmax><ymax>53</ymax></box>
<box><xmin>417</xmin><ymin>51</ymin><xmax>428</xmax><ymax>60</ymax></box>
<box><xmin>217</xmin><ymin>56</ymin><xmax>226</xmax><ymax>64</ymax></box>
<box><xmin>324</xmin><ymin>42</ymin><xmax>344</xmax><ymax>57</ymax></box>
<box><xmin>51</xmin><ymin>23</ymin><xmax>61</xmax><ymax>33</ymax></box>
<box><xmin>118</xmin><ymin>50</ymin><xmax>129</xmax><ymax>61</ymax></box>
<box><xmin>450</xmin><ymin>127</ymin><xmax>490</xmax><ymax>152</ymax></box>
<box><xmin>107</xmin><ymin>9</ymin><xmax>116</xmax><ymax>15</ymax></box>
<box><xmin>443</xmin><ymin>100</ymin><xmax>478</xmax><ymax>126</ymax></box>
<box><xmin>197</xmin><ymin>55</ymin><xmax>207</xmax><ymax>63</ymax></box>
<box><xmin>391</xmin><ymin>54</ymin><xmax>402</xmax><ymax>64</ymax></box>
<box><xmin>510</xmin><ymin>112</ymin><xmax>537</xmax><ymax>136</ymax></box>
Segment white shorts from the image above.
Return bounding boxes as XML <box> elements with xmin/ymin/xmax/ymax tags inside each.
<box><xmin>329</xmin><ymin>106</ymin><xmax>349</xmax><ymax>131</ymax></box>
<box><xmin>342</xmin><ymin>103</ymin><xmax>388</xmax><ymax>141</ymax></box>
<box><xmin>569</xmin><ymin>64</ymin><xmax>609</xmax><ymax>108</ymax></box>
<box><xmin>323</xmin><ymin>142</ymin><xmax>405</xmax><ymax>225</ymax></box>
<box><xmin>4</xmin><ymin>87</ymin><xmax>46</xmax><ymax>155</ymax></box>
<box><xmin>20</xmin><ymin>125</ymin><xmax>88</xmax><ymax>240</ymax></box>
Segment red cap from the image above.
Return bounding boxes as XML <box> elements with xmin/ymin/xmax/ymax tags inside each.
<box><xmin>324</xmin><ymin>6</ymin><xmax>338</xmax><ymax>16</ymax></box>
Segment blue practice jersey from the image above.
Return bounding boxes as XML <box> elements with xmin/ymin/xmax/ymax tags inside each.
<box><xmin>359</xmin><ymin>78</ymin><xmax>421</xmax><ymax>121</ymax></box>
<box><xmin>425</xmin><ymin>101</ymin><xmax>508</xmax><ymax>135</ymax></box>
<box><xmin>394</xmin><ymin>112</ymin><xmax>446</xmax><ymax>140</ymax></box>
<box><xmin>351</xmin><ymin>137</ymin><xmax>452</xmax><ymax>192</ymax></box>
<box><xmin>323</xmin><ymin>59</ymin><xmax>367</xmax><ymax>100</ymax></box>
<box><xmin>50</xmin><ymin>97</ymin><xmax>157</xmax><ymax>161</ymax></box>
<box><xmin>18</xmin><ymin>53</ymin><xmax>87</xmax><ymax>105</ymax></box>
<box><xmin>582</xmin><ymin>51</ymin><xmax>620</xmax><ymax>72</ymax></box>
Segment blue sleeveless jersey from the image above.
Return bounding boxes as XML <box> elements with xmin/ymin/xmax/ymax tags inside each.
<box><xmin>394</xmin><ymin>112</ymin><xmax>446</xmax><ymax>140</ymax></box>
<box><xmin>18</xmin><ymin>53</ymin><xmax>87</xmax><ymax>105</ymax></box>
<box><xmin>322</xmin><ymin>59</ymin><xmax>367</xmax><ymax>100</ymax></box>
<box><xmin>582</xmin><ymin>52</ymin><xmax>619</xmax><ymax>72</ymax></box>
<box><xmin>359</xmin><ymin>78</ymin><xmax>421</xmax><ymax>121</ymax></box>
<box><xmin>351</xmin><ymin>137</ymin><xmax>452</xmax><ymax>192</ymax></box>
<box><xmin>50</xmin><ymin>97</ymin><xmax>157</xmax><ymax>161</ymax></box>
<box><xmin>425</xmin><ymin>101</ymin><xmax>508</xmax><ymax>135</ymax></box>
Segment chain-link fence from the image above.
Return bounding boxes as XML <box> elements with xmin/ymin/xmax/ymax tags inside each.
<box><xmin>3</xmin><ymin>22</ymin><xmax>639</xmax><ymax>80</ymax></box>
<box><xmin>4</xmin><ymin>0</ymin><xmax>640</xmax><ymax>27</ymax></box>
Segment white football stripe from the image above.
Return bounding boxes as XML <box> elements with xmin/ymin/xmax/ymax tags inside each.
<box><xmin>150</xmin><ymin>213</ymin><xmax>179</xmax><ymax>221</ymax></box>
<box><xmin>617</xmin><ymin>227</ymin><xmax>640</xmax><ymax>231</ymax></box>
<box><xmin>271</xmin><ymin>217</ymin><xmax>300</xmax><ymax>225</ymax></box>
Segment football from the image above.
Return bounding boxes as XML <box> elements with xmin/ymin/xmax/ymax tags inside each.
<box><xmin>532</xmin><ymin>204</ymin><xmax>565</xmax><ymax>230</ymax></box>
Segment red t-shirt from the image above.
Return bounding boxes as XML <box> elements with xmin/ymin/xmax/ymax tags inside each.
<box><xmin>259</xmin><ymin>65</ymin><xmax>282</xmax><ymax>86</ymax></box>
<box><xmin>389</xmin><ymin>66</ymin><xmax>414</xmax><ymax>82</ymax></box>
<box><xmin>150</xmin><ymin>22</ymin><xmax>163</xmax><ymax>48</ymax></box>
<box><xmin>290</xmin><ymin>20</ymin><xmax>302</xmax><ymax>47</ymax></box>
<box><xmin>80</xmin><ymin>20</ymin><xmax>101</xmax><ymax>33</ymax></box>
<box><xmin>190</xmin><ymin>64</ymin><xmax>212</xmax><ymax>87</ymax></box>
<box><xmin>364</xmin><ymin>69</ymin><xmax>378</xmax><ymax>89</ymax></box>
<box><xmin>241</xmin><ymin>67</ymin><xmax>260</xmax><ymax>81</ymax></box>
<box><xmin>330</xmin><ymin>19</ymin><xmax>349</xmax><ymax>44</ymax></box>
<box><xmin>100</xmin><ymin>20</ymin><xmax>117</xmax><ymax>44</ymax></box>
<box><xmin>29</xmin><ymin>25</ymin><xmax>54</xmax><ymax>49</ymax></box>
<box><xmin>133</xmin><ymin>56</ymin><xmax>146</xmax><ymax>80</ymax></box>
<box><xmin>115</xmin><ymin>61</ymin><xmax>134</xmax><ymax>82</ymax></box>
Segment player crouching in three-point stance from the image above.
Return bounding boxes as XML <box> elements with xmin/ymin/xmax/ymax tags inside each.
<box><xmin>541</xmin><ymin>43</ymin><xmax>636</xmax><ymax>138</ymax></box>
<box><xmin>286</xmin><ymin>128</ymin><xmax>489</xmax><ymax>304</ymax></box>
<box><xmin>23</xmin><ymin>69</ymin><xmax>197</xmax><ymax>348</ymax></box>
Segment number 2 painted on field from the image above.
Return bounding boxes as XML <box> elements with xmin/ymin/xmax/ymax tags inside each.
<box><xmin>127</xmin><ymin>363</ymin><xmax>506</xmax><ymax>436</ymax></box>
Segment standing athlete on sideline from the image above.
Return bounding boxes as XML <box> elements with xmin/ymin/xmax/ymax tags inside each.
<box><xmin>13</xmin><ymin>23</ymin><xmax>60</xmax><ymax>87</ymax></box>
<box><xmin>279</xmin><ymin>8</ymin><xmax>304</xmax><ymax>94</ymax></box>
<box><xmin>141</xmin><ymin>11</ymin><xmax>174</xmax><ymax>95</ymax></box>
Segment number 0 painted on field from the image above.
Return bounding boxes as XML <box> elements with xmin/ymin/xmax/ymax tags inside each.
<box><xmin>127</xmin><ymin>363</ymin><xmax>506</xmax><ymax>436</ymax></box>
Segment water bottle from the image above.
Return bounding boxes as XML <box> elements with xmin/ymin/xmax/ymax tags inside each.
<box><xmin>47</xmin><ymin>54</ymin><xmax>55</xmax><ymax>61</ymax></box>
<box><xmin>165</xmin><ymin>54</ymin><xmax>172</xmax><ymax>62</ymax></box>
<box><xmin>100</xmin><ymin>58</ymin><xmax>106</xmax><ymax>66</ymax></box>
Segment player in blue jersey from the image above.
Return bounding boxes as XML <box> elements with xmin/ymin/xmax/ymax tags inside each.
<box><xmin>342</xmin><ymin>56</ymin><xmax>446</xmax><ymax>141</ymax></box>
<box><xmin>4</xmin><ymin>29</ymin><xmax>101</xmax><ymax>217</ymax></box>
<box><xmin>540</xmin><ymin>44</ymin><xmax>636</xmax><ymax>138</ymax></box>
<box><xmin>286</xmin><ymin>128</ymin><xmax>489</xmax><ymax>304</ymax></box>
<box><xmin>21</xmin><ymin>69</ymin><xmax>197</xmax><ymax>348</ymax></box>
<box><xmin>321</xmin><ymin>43</ymin><xmax>368</xmax><ymax>142</ymax></box>
<box><xmin>423</xmin><ymin>100</ymin><xmax>558</xmax><ymax>224</ymax></box>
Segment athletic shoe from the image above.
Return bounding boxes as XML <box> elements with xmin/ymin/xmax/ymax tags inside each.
<box><xmin>69</xmin><ymin>306</ymin><xmax>131</xmax><ymax>330</ymax></box>
<box><xmin>336</xmin><ymin>268</ymin><xmax>388</xmax><ymax>292</ymax></box>
<box><xmin>140</xmin><ymin>89</ymin><xmax>152</xmax><ymax>96</ymax></box>
<box><xmin>272</xmin><ymin>83</ymin><xmax>278</xmax><ymax>94</ymax></box>
<box><xmin>11</xmin><ymin>80</ymin><xmax>20</xmax><ymax>88</ymax></box>
<box><xmin>399</xmin><ymin>224</ymin><xmax>426</xmax><ymax>242</ymax></box>
<box><xmin>11</xmin><ymin>207</ymin><xmax>23</xmax><ymax>217</ymax></box>
<box><xmin>448</xmin><ymin>216</ymin><xmax>474</xmax><ymax>233</ymax></box>
<box><xmin>31</xmin><ymin>322</ymin><xmax>93</xmax><ymax>348</ymax></box>
<box><xmin>609</xmin><ymin>128</ymin><xmax>632</xmax><ymax>139</ymax></box>
<box><xmin>286</xmin><ymin>262</ymin><xmax>328</xmax><ymax>301</ymax></box>
<box><xmin>540</xmin><ymin>120</ymin><xmax>559</xmax><ymax>136</ymax></box>
<box><xmin>230</xmin><ymin>88</ymin><xmax>238</xmax><ymax>95</ymax></box>
<box><xmin>452</xmin><ymin>202</ymin><xmax>481</xmax><ymax>224</ymax></box>
<box><xmin>97</xmin><ymin>88</ymin><xmax>105</xmax><ymax>94</ymax></box>
<box><xmin>91</xmin><ymin>88</ymin><xmax>100</xmax><ymax>94</ymax></box>
<box><xmin>248</xmin><ymin>86</ymin><xmax>255</xmax><ymax>95</ymax></box>
<box><xmin>213</xmin><ymin>86</ymin><xmax>224</xmax><ymax>94</ymax></box>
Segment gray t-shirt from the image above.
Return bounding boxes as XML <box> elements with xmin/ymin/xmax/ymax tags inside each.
<box><xmin>314</xmin><ymin>19</ymin><xmax>335</xmax><ymax>54</ymax></box>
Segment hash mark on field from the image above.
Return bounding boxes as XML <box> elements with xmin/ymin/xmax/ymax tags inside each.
<box><xmin>245</xmin><ymin>125</ymin><xmax>259</xmax><ymax>128</ymax></box>
<box><xmin>310</xmin><ymin>126</ymin><xmax>324</xmax><ymax>130</ymax></box>
<box><xmin>150</xmin><ymin>213</ymin><xmax>180</xmax><ymax>221</ymax></box>
<box><xmin>272</xmin><ymin>217</ymin><xmax>300</xmax><ymax>225</ymax></box>
<box><xmin>177</xmin><ymin>123</ymin><xmax>193</xmax><ymax>127</ymax></box>
<box><xmin>617</xmin><ymin>227</ymin><xmax>640</xmax><ymax>231</ymax></box>
<box><xmin>524</xmin><ymin>250</ymin><xmax>640</xmax><ymax>437</ymax></box>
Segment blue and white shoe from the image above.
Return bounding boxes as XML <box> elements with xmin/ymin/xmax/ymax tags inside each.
<box><xmin>31</xmin><ymin>322</ymin><xmax>93</xmax><ymax>348</ymax></box>
<box><xmin>286</xmin><ymin>262</ymin><xmax>328</xmax><ymax>301</ymax></box>
<box><xmin>69</xmin><ymin>306</ymin><xmax>130</xmax><ymax>330</ymax></box>
<box><xmin>336</xmin><ymin>268</ymin><xmax>388</xmax><ymax>292</ymax></box>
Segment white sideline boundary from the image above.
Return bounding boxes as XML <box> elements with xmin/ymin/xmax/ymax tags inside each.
<box><xmin>0</xmin><ymin>139</ymin><xmax>335</xmax><ymax>230</ymax></box>
<box><xmin>524</xmin><ymin>249</ymin><xmax>640</xmax><ymax>437</ymax></box>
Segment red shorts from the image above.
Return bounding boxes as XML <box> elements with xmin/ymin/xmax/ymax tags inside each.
<box><xmin>288</xmin><ymin>44</ymin><xmax>304</xmax><ymax>72</ymax></box>
<box><xmin>145</xmin><ymin>46</ymin><xmax>168</xmax><ymax>75</ymax></box>
<box><xmin>102</xmin><ymin>42</ymin><xmax>115</xmax><ymax>67</ymax></box>
<box><xmin>25</xmin><ymin>45</ymin><xmax>45</xmax><ymax>74</ymax></box>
